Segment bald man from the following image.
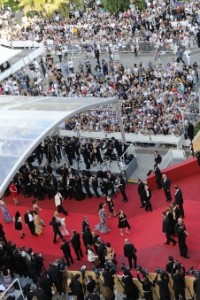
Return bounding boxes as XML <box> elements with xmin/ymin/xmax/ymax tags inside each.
<box><xmin>123</xmin><ymin>239</ymin><xmax>137</xmax><ymax>269</ymax></box>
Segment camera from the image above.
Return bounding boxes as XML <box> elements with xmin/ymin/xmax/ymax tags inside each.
<box><xmin>121</xmin><ymin>263</ymin><xmax>130</xmax><ymax>273</ymax></box>
<box><xmin>155</xmin><ymin>267</ymin><xmax>165</xmax><ymax>275</ymax></box>
<box><xmin>186</xmin><ymin>266</ymin><xmax>200</xmax><ymax>278</ymax></box>
<box><xmin>91</xmin><ymin>266</ymin><xmax>101</xmax><ymax>277</ymax></box>
<box><xmin>174</xmin><ymin>260</ymin><xmax>181</xmax><ymax>270</ymax></box>
<box><xmin>80</xmin><ymin>265</ymin><xmax>87</xmax><ymax>276</ymax></box>
<box><xmin>137</xmin><ymin>265</ymin><xmax>148</xmax><ymax>277</ymax></box>
<box><xmin>104</xmin><ymin>261</ymin><xmax>117</xmax><ymax>274</ymax></box>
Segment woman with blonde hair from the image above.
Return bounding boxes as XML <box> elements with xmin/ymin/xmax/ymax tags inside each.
<box><xmin>33</xmin><ymin>212</ymin><xmax>43</xmax><ymax>235</ymax></box>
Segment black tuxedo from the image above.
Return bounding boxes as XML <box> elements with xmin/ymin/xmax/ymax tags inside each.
<box><xmin>138</xmin><ymin>181</ymin><xmax>145</xmax><ymax>207</ymax></box>
<box><xmin>155</xmin><ymin>153</ymin><xmax>162</xmax><ymax>164</ymax></box>
<box><xmin>175</xmin><ymin>189</ymin><xmax>184</xmax><ymax>217</ymax></box>
<box><xmin>162</xmin><ymin>178</ymin><xmax>172</xmax><ymax>201</ymax></box>
<box><xmin>24</xmin><ymin>211</ymin><xmax>35</xmax><ymax>235</ymax></box>
<box><xmin>124</xmin><ymin>243</ymin><xmax>137</xmax><ymax>269</ymax></box>
<box><xmin>154</xmin><ymin>166</ymin><xmax>162</xmax><ymax>189</ymax></box>
<box><xmin>142</xmin><ymin>188</ymin><xmax>152</xmax><ymax>211</ymax></box>
<box><xmin>49</xmin><ymin>218</ymin><xmax>63</xmax><ymax>243</ymax></box>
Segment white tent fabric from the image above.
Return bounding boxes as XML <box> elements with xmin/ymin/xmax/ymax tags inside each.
<box><xmin>0</xmin><ymin>46</ymin><xmax>21</xmax><ymax>65</ymax></box>
<box><xmin>0</xmin><ymin>96</ymin><xmax>117</xmax><ymax>196</ymax></box>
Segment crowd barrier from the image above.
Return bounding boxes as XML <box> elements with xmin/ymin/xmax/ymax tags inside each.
<box><xmin>61</xmin><ymin>271</ymin><xmax>196</xmax><ymax>300</ymax></box>
<box><xmin>0</xmin><ymin>39</ymin><xmax>42</xmax><ymax>49</ymax></box>
<box><xmin>159</xmin><ymin>149</ymin><xmax>186</xmax><ymax>170</ymax></box>
<box><xmin>147</xmin><ymin>157</ymin><xmax>200</xmax><ymax>190</ymax></box>
<box><xmin>60</xmin><ymin>129</ymin><xmax>185</xmax><ymax>149</ymax></box>
<box><xmin>0</xmin><ymin>44</ymin><xmax>45</xmax><ymax>82</ymax></box>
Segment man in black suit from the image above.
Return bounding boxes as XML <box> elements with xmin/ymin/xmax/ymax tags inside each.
<box><xmin>123</xmin><ymin>238</ymin><xmax>137</xmax><ymax>269</ymax></box>
<box><xmin>142</xmin><ymin>185</ymin><xmax>152</xmax><ymax>212</ymax></box>
<box><xmin>171</xmin><ymin>265</ymin><xmax>186</xmax><ymax>300</ymax></box>
<box><xmin>177</xmin><ymin>224</ymin><xmax>189</xmax><ymax>259</ymax></box>
<box><xmin>154</xmin><ymin>163</ymin><xmax>162</xmax><ymax>189</ymax></box>
<box><xmin>49</xmin><ymin>216</ymin><xmax>63</xmax><ymax>243</ymax></box>
<box><xmin>174</xmin><ymin>185</ymin><xmax>184</xmax><ymax>218</ymax></box>
<box><xmin>70</xmin><ymin>230</ymin><xmax>83</xmax><ymax>260</ymax></box>
<box><xmin>162</xmin><ymin>174</ymin><xmax>172</xmax><ymax>202</ymax></box>
<box><xmin>137</xmin><ymin>179</ymin><xmax>145</xmax><ymax>207</ymax></box>
<box><xmin>60</xmin><ymin>238</ymin><xmax>74</xmax><ymax>267</ymax></box>
<box><xmin>155</xmin><ymin>151</ymin><xmax>162</xmax><ymax>164</ymax></box>
<box><xmin>24</xmin><ymin>209</ymin><xmax>36</xmax><ymax>235</ymax></box>
<box><xmin>117</xmin><ymin>174</ymin><xmax>128</xmax><ymax>202</ymax></box>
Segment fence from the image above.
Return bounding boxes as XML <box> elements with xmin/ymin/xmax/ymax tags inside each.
<box><xmin>159</xmin><ymin>149</ymin><xmax>186</xmax><ymax>170</ymax></box>
<box><xmin>0</xmin><ymin>44</ymin><xmax>45</xmax><ymax>82</ymax></box>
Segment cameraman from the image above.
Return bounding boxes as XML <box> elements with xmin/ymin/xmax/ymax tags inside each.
<box><xmin>171</xmin><ymin>263</ymin><xmax>186</xmax><ymax>300</ymax></box>
<box><xmin>193</xmin><ymin>272</ymin><xmax>200</xmax><ymax>300</ymax></box>
<box><xmin>153</xmin><ymin>271</ymin><xmax>171</xmax><ymax>300</ymax></box>
<box><xmin>166</xmin><ymin>256</ymin><xmax>175</xmax><ymax>274</ymax></box>
<box><xmin>137</xmin><ymin>270</ymin><xmax>153</xmax><ymax>300</ymax></box>
<box><xmin>122</xmin><ymin>269</ymin><xmax>139</xmax><ymax>300</ymax></box>
<box><xmin>102</xmin><ymin>264</ymin><xmax>115</xmax><ymax>300</ymax></box>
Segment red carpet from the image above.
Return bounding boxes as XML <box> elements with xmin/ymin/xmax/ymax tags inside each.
<box><xmin>2</xmin><ymin>174</ymin><xmax>200</xmax><ymax>275</ymax></box>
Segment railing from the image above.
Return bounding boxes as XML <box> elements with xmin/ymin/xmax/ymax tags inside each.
<box><xmin>159</xmin><ymin>149</ymin><xmax>186</xmax><ymax>170</ymax></box>
<box><xmin>60</xmin><ymin>129</ymin><xmax>185</xmax><ymax>149</ymax></box>
<box><xmin>0</xmin><ymin>277</ymin><xmax>25</xmax><ymax>299</ymax></box>
<box><xmin>0</xmin><ymin>39</ymin><xmax>42</xmax><ymax>48</ymax></box>
<box><xmin>0</xmin><ymin>44</ymin><xmax>45</xmax><ymax>82</ymax></box>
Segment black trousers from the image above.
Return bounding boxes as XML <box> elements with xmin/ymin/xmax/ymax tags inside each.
<box><xmin>120</xmin><ymin>188</ymin><xmax>128</xmax><ymax>201</ymax></box>
<box><xmin>127</xmin><ymin>254</ymin><xmax>137</xmax><ymax>269</ymax></box>
<box><xmin>53</xmin><ymin>231</ymin><xmax>63</xmax><ymax>243</ymax></box>
<box><xmin>64</xmin><ymin>253</ymin><xmax>74</xmax><ymax>266</ymax></box>
<box><xmin>73</xmin><ymin>247</ymin><xmax>83</xmax><ymax>260</ymax></box>
<box><xmin>174</xmin><ymin>290</ymin><xmax>186</xmax><ymax>300</ymax></box>
<box><xmin>164</xmin><ymin>189</ymin><xmax>172</xmax><ymax>201</ymax></box>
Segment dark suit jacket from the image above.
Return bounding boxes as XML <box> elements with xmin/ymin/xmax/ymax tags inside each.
<box><xmin>124</xmin><ymin>243</ymin><xmax>137</xmax><ymax>258</ymax></box>
<box><xmin>138</xmin><ymin>181</ymin><xmax>145</xmax><ymax>196</ymax></box>
<box><xmin>24</xmin><ymin>211</ymin><xmax>34</xmax><ymax>224</ymax></box>
<box><xmin>155</xmin><ymin>154</ymin><xmax>162</xmax><ymax>164</ymax></box>
<box><xmin>162</xmin><ymin>178</ymin><xmax>171</xmax><ymax>191</ymax></box>
<box><xmin>175</xmin><ymin>189</ymin><xmax>183</xmax><ymax>205</ymax></box>
<box><xmin>142</xmin><ymin>189</ymin><xmax>152</xmax><ymax>202</ymax></box>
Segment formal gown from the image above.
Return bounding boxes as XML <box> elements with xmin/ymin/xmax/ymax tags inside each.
<box><xmin>0</xmin><ymin>202</ymin><xmax>12</xmax><ymax>223</ymax></box>
<box><xmin>95</xmin><ymin>208</ymin><xmax>110</xmax><ymax>233</ymax></box>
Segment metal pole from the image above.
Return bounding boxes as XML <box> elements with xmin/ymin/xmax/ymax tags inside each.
<box><xmin>116</xmin><ymin>100</ymin><xmax>126</xmax><ymax>144</ymax></box>
<box><xmin>198</xmin><ymin>88</ymin><xmax>200</xmax><ymax>114</ymax></box>
<box><xmin>182</xmin><ymin>109</ymin><xmax>185</xmax><ymax>136</ymax></box>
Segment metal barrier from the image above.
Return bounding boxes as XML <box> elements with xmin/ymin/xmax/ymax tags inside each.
<box><xmin>0</xmin><ymin>277</ymin><xmax>25</xmax><ymax>299</ymax></box>
<box><xmin>159</xmin><ymin>149</ymin><xmax>186</xmax><ymax>170</ymax></box>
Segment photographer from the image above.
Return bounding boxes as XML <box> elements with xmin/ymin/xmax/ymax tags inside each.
<box><xmin>137</xmin><ymin>270</ymin><xmax>153</xmax><ymax>300</ymax></box>
<box><xmin>153</xmin><ymin>271</ymin><xmax>171</xmax><ymax>300</ymax></box>
<box><xmin>102</xmin><ymin>264</ymin><xmax>115</xmax><ymax>300</ymax></box>
<box><xmin>69</xmin><ymin>273</ymin><xmax>84</xmax><ymax>300</ymax></box>
<box><xmin>171</xmin><ymin>263</ymin><xmax>186</xmax><ymax>300</ymax></box>
<box><xmin>122</xmin><ymin>269</ymin><xmax>139</xmax><ymax>300</ymax></box>
<box><xmin>166</xmin><ymin>256</ymin><xmax>175</xmax><ymax>274</ymax></box>
<box><xmin>193</xmin><ymin>272</ymin><xmax>200</xmax><ymax>300</ymax></box>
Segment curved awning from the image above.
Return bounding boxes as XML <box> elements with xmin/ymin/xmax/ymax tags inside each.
<box><xmin>0</xmin><ymin>95</ymin><xmax>118</xmax><ymax>197</ymax></box>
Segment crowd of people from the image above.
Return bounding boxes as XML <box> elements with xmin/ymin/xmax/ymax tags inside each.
<box><xmin>0</xmin><ymin>1</ymin><xmax>199</xmax><ymax>137</ymax></box>
<box><xmin>0</xmin><ymin>0</ymin><xmax>200</xmax><ymax>299</ymax></box>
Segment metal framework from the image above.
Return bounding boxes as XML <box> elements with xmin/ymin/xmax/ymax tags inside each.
<box><xmin>0</xmin><ymin>96</ymin><xmax>125</xmax><ymax>197</ymax></box>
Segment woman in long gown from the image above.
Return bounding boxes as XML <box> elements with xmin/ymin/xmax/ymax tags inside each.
<box><xmin>33</xmin><ymin>212</ymin><xmax>43</xmax><ymax>235</ymax></box>
<box><xmin>54</xmin><ymin>211</ymin><xmax>69</xmax><ymax>236</ymax></box>
<box><xmin>0</xmin><ymin>198</ymin><xmax>12</xmax><ymax>224</ymax></box>
<box><xmin>95</xmin><ymin>203</ymin><xmax>110</xmax><ymax>233</ymax></box>
<box><xmin>32</xmin><ymin>199</ymin><xmax>45</xmax><ymax>225</ymax></box>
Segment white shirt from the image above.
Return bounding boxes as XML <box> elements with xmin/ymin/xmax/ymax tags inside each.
<box><xmin>55</xmin><ymin>192</ymin><xmax>62</xmax><ymax>207</ymax></box>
